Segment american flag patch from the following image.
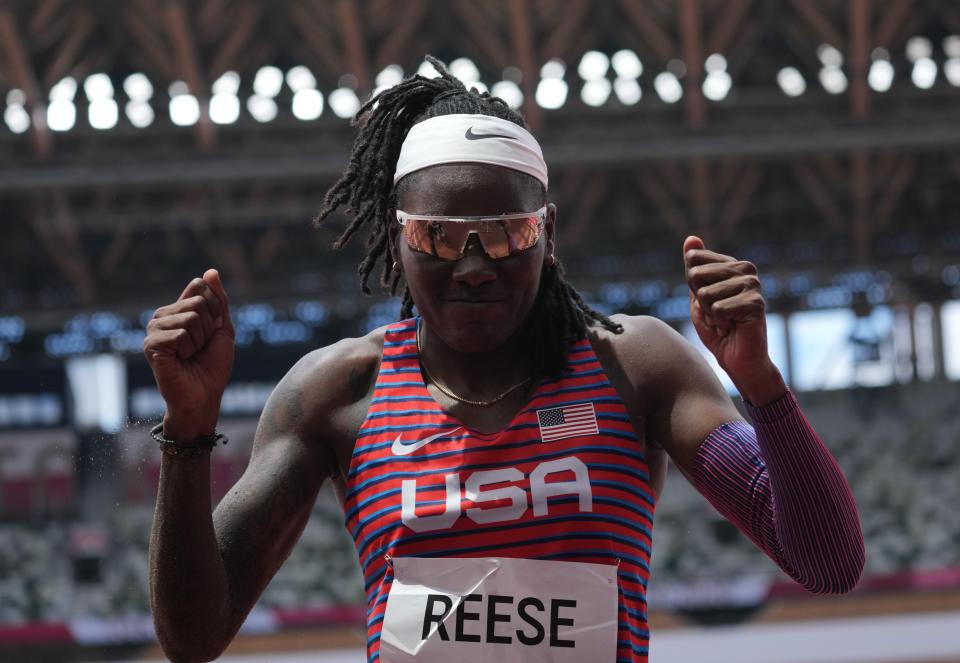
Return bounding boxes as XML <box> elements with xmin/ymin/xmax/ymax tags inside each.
<box><xmin>536</xmin><ymin>402</ymin><xmax>599</xmax><ymax>442</ymax></box>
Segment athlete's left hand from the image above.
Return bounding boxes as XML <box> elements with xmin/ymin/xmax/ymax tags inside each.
<box><xmin>683</xmin><ymin>235</ymin><xmax>786</xmax><ymax>405</ymax></box>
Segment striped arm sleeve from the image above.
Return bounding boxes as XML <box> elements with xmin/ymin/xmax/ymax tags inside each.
<box><xmin>691</xmin><ymin>390</ymin><xmax>865</xmax><ymax>594</ymax></box>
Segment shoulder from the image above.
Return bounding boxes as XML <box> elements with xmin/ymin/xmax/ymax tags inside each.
<box><xmin>588</xmin><ymin>314</ymin><xmax>697</xmax><ymax>372</ymax></box>
<box><xmin>278</xmin><ymin>325</ymin><xmax>388</xmax><ymax>415</ymax></box>
<box><xmin>587</xmin><ymin>314</ymin><xmax>715</xmax><ymax>403</ymax></box>
<box><xmin>258</xmin><ymin>325</ymin><xmax>389</xmax><ymax>443</ymax></box>
<box><xmin>247</xmin><ymin>324</ymin><xmax>397</xmax><ymax>485</ymax></box>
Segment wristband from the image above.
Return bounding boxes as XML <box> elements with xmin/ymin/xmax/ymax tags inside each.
<box><xmin>150</xmin><ymin>423</ymin><xmax>228</xmax><ymax>457</ymax></box>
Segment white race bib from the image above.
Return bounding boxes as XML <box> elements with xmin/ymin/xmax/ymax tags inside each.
<box><xmin>380</xmin><ymin>557</ymin><xmax>618</xmax><ymax>662</ymax></box>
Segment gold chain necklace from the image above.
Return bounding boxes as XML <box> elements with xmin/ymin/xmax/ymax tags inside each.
<box><xmin>416</xmin><ymin>324</ymin><xmax>531</xmax><ymax>407</ymax></box>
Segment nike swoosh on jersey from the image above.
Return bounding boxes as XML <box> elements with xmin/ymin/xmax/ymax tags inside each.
<box><xmin>391</xmin><ymin>427</ymin><xmax>463</xmax><ymax>456</ymax></box>
<box><xmin>464</xmin><ymin>126</ymin><xmax>517</xmax><ymax>141</ymax></box>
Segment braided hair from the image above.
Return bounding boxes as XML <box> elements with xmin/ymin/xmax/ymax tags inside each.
<box><xmin>316</xmin><ymin>56</ymin><xmax>622</xmax><ymax>378</ymax></box>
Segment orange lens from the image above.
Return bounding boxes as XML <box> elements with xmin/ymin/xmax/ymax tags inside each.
<box><xmin>401</xmin><ymin>215</ymin><xmax>543</xmax><ymax>260</ymax></box>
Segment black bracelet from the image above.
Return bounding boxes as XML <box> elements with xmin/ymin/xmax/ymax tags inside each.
<box><xmin>150</xmin><ymin>423</ymin><xmax>228</xmax><ymax>457</ymax></box>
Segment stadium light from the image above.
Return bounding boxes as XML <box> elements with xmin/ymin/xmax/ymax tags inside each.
<box><xmin>819</xmin><ymin>66</ymin><xmax>848</xmax><ymax>94</ymax></box>
<box><xmin>84</xmin><ymin>73</ymin><xmax>118</xmax><ymax>130</ymax></box>
<box><xmin>123</xmin><ymin>73</ymin><xmax>153</xmax><ymax>101</ymax></box>
<box><xmin>653</xmin><ymin>71</ymin><xmax>682</xmax><ymax>103</ymax></box>
<box><xmin>777</xmin><ymin>67</ymin><xmax>806</xmax><ymax>96</ymax></box>
<box><xmin>945</xmin><ymin>36</ymin><xmax>960</xmax><ymax>87</ymax></box>
<box><xmin>7</xmin><ymin>88</ymin><xmax>25</xmax><ymax>106</ymax></box>
<box><xmin>47</xmin><ymin>99</ymin><xmax>76</xmax><ymax>131</ymax></box>
<box><xmin>502</xmin><ymin>66</ymin><xmax>523</xmax><ymax>83</ymax></box>
<box><xmin>449</xmin><ymin>57</ymin><xmax>480</xmax><ymax>84</ymax></box>
<box><xmin>614</xmin><ymin>77</ymin><xmax>641</xmax><ymax>104</ymax></box>
<box><xmin>209</xmin><ymin>92</ymin><xmax>240</xmax><ymax>124</ymax></box>
<box><xmin>376</xmin><ymin>64</ymin><xmax>404</xmax><ymax>88</ymax></box>
<box><xmin>253</xmin><ymin>66</ymin><xmax>283</xmax><ymax>98</ymax></box>
<box><xmin>88</xmin><ymin>98</ymin><xmax>119</xmax><ymax>130</ymax></box>
<box><xmin>49</xmin><ymin>77</ymin><xmax>78</xmax><ymax>102</ymax></box>
<box><xmin>247</xmin><ymin>94</ymin><xmax>278</xmax><ymax>122</ymax></box>
<box><xmin>703</xmin><ymin>70</ymin><xmax>732</xmax><ymax>101</ymax></box>
<box><xmin>817</xmin><ymin>44</ymin><xmax>843</xmax><ymax>68</ymax></box>
<box><xmin>911</xmin><ymin>57</ymin><xmax>937</xmax><ymax>89</ymax></box>
<box><xmin>467</xmin><ymin>81</ymin><xmax>489</xmax><ymax>94</ymax></box>
<box><xmin>48</xmin><ymin>76</ymin><xmax>78</xmax><ymax>131</ymax></box>
<box><xmin>535</xmin><ymin>77</ymin><xmax>567</xmax><ymax>109</ymax></box>
<box><xmin>285</xmin><ymin>66</ymin><xmax>316</xmax><ymax>93</ymax></box>
<box><xmin>4</xmin><ymin>103</ymin><xmax>30</xmax><ymax>133</ymax></box>
<box><xmin>705</xmin><ymin>53</ymin><xmax>727</xmax><ymax>74</ymax></box>
<box><xmin>868</xmin><ymin>59</ymin><xmax>894</xmax><ymax>92</ymax></box>
<box><xmin>537</xmin><ymin>58</ymin><xmax>567</xmax><ymax>108</ymax></box>
<box><xmin>581</xmin><ymin>78</ymin><xmax>611</xmax><ymax>106</ymax></box>
<box><xmin>945</xmin><ymin>59</ymin><xmax>960</xmax><ymax>87</ymax></box>
<box><xmin>168</xmin><ymin>80</ymin><xmax>189</xmax><ymax>97</ymax></box>
<box><xmin>125</xmin><ymin>100</ymin><xmax>154</xmax><ymax>128</ymax></box>
<box><xmin>212</xmin><ymin>71</ymin><xmax>240</xmax><ymax>96</ymax></box>
<box><xmin>83</xmin><ymin>73</ymin><xmax>113</xmax><ymax>101</ymax></box>
<box><xmin>815</xmin><ymin>50</ymin><xmax>848</xmax><ymax>95</ymax></box>
<box><xmin>491</xmin><ymin>80</ymin><xmax>523</xmax><ymax>108</ymax></box>
<box><xmin>945</xmin><ymin>36</ymin><xmax>960</xmax><ymax>57</ymax></box>
<box><xmin>209</xmin><ymin>71</ymin><xmax>241</xmax><ymax>125</ymax></box>
<box><xmin>417</xmin><ymin>60</ymin><xmax>442</xmax><ymax>78</ymax></box>
<box><xmin>666</xmin><ymin>59</ymin><xmax>687</xmax><ymax>78</ymax></box>
<box><xmin>328</xmin><ymin>87</ymin><xmax>358</xmax><ymax>118</ymax></box>
<box><xmin>905</xmin><ymin>36</ymin><xmax>932</xmax><ymax>63</ymax></box>
<box><xmin>292</xmin><ymin>88</ymin><xmax>324</xmax><ymax>120</ymax></box>
<box><xmin>540</xmin><ymin>59</ymin><xmax>566</xmax><ymax>80</ymax></box>
<box><xmin>611</xmin><ymin>49</ymin><xmax>642</xmax><ymax>79</ymax></box>
<box><xmin>578</xmin><ymin>51</ymin><xmax>610</xmax><ymax>81</ymax></box>
<box><xmin>169</xmin><ymin>93</ymin><xmax>200</xmax><ymax>126</ymax></box>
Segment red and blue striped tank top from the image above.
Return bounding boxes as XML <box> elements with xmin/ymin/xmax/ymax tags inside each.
<box><xmin>343</xmin><ymin>319</ymin><xmax>656</xmax><ymax>661</ymax></box>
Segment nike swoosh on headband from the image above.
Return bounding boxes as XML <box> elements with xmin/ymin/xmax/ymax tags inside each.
<box><xmin>464</xmin><ymin>126</ymin><xmax>517</xmax><ymax>141</ymax></box>
<box><xmin>391</xmin><ymin>427</ymin><xmax>463</xmax><ymax>456</ymax></box>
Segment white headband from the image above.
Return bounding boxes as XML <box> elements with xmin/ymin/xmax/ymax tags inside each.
<box><xmin>393</xmin><ymin>113</ymin><xmax>548</xmax><ymax>189</ymax></box>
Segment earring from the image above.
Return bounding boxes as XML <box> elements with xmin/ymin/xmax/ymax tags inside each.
<box><xmin>546</xmin><ymin>254</ymin><xmax>556</xmax><ymax>267</ymax></box>
<box><xmin>392</xmin><ymin>261</ymin><xmax>402</xmax><ymax>274</ymax></box>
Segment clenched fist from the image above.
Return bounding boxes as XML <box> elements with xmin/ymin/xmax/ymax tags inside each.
<box><xmin>143</xmin><ymin>268</ymin><xmax>235</xmax><ymax>441</ymax></box>
<box><xmin>683</xmin><ymin>236</ymin><xmax>785</xmax><ymax>406</ymax></box>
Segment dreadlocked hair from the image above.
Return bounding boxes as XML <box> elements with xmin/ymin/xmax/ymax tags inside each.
<box><xmin>315</xmin><ymin>55</ymin><xmax>623</xmax><ymax>379</ymax></box>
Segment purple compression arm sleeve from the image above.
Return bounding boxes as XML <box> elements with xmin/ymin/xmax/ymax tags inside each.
<box><xmin>691</xmin><ymin>390</ymin><xmax>865</xmax><ymax>593</ymax></box>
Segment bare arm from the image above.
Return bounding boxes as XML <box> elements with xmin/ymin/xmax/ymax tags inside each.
<box><xmin>149</xmin><ymin>359</ymin><xmax>334</xmax><ymax>661</ymax></box>
<box><xmin>144</xmin><ymin>271</ymin><xmax>376</xmax><ymax>661</ymax></box>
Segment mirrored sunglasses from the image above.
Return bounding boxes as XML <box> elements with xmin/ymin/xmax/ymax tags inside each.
<box><xmin>396</xmin><ymin>206</ymin><xmax>546</xmax><ymax>261</ymax></box>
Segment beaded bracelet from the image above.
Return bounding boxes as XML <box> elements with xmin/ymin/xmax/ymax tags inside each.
<box><xmin>150</xmin><ymin>423</ymin><xmax>228</xmax><ymax>457</ymax></box>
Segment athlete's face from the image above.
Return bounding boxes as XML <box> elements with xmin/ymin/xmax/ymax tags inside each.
<box><xmin>393</xmin><ymin>163</ymin><xmax>555</xmax><ymax>353</ymax></box>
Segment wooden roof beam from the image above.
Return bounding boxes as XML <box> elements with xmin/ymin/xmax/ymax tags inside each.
<box><xmin>679</xmin><ymin>0</ymin><xmax>706</xmax><ymax>127</ymax></box>
<box><xmin>455</xmin><ymin>0</ymin><xmax>510</xmax><ymax>73</ymax></box>
<box><xmin>706</xmin><ymin>0</ymin><xmax>752</xmax><ymax>55</ymax></box>
<box><xmin>42</xmin><ymin>9</ymin><xmax>95</xmax><ymax>88</ymax></box>
<box><xmin>336</xmin><ymin>0</ymin><xmax>371</xmax><ymax>93</ymax></box>
<box><xmin>507</xmin><ymin>0</ymin><xmax>542</xmax><ymax>129</ymax></box>
<box><xmin>790</xmin><ymin>0</ymin><xmax>845</xmax><ymax>49</ymax></box>
<box><xmin>0</xmin><ymin>8</ymin><xmax>52</xmax><ymax>157</ymax></box>
<box><xmin>374</xmin><ymin>0</ymin><xmax>426</xmax><ymax>72</ymax></box>
<box><xmin>540</xmin><ymin>0</ymin><xmax>589</xmax><ymax>62</ymax></box>
<box><xmin>873</xmin><ymin>0</ymin><xmax>915</xmax><ymax>48</ymax></box>
<box><xmin>163</xmin><ymin>0</ymin><xmax>215</xmax><ymax>149</ymax></box>
<box><xmin>849</xmin><ymin>0</ymin><xmax>871</xmax><ymax>120</ymax></box>
<box><xmin>618</xmin><ymin>0</ymin><xmax>675</xmax><ymax>63</ymax></box>
<box><xmin>208</xmin><ymin>3</ymin><xmax>260</xmax><ymax>79</ymax></box>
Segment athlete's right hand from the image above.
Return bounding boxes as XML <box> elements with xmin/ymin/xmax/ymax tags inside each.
<box><xmin>143</xmin><ymin>268</ymin><xmax>235</xmax><ymax>440</ymax></box>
